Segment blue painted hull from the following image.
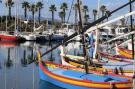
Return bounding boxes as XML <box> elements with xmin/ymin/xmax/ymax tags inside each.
<box><xmin>39</xmin><ymin>68</ymin><xmax>99</xmax><ymax>89</ymax></box>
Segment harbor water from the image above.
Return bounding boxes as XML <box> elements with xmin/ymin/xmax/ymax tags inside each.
<box><xmin>0</xmin><ymin>41</ymin><xmax>83</xmax><ymax>89</ymax></box>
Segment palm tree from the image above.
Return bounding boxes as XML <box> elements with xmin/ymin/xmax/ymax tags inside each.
<box><xmin>36</xmin><ymin>1</ymin><xmax>43</xmax><ymax>23</ymax></box>
<box><xmin>100</xmin><ymin>5</ymin><xmax>106</xmax><ymax>17</ymax></box>
<box><xmin>82</xmin><ymin>5</ymin><xmax>89</xmax><ymax>23</ymax></box>
<box><xmin>105</xmin><ymin>10</ymin><xmax>110</xmax><ymax>21</ymax></box>
<box><xmin>30</xmin><ymin>4</ymin><xmax>37</xmax><ymax>20</ymax></box>
<box><xmin>22</xmin><ymin>1</ymin><xmax>30</xmax><ymax>19</ymax></box>
<box><xmin>93</xmin><ymin>9</ymin><xmax>97</xmax><ymax>21</ymax></box>
<box><xmin>5</xmin><ymin>0</ymin><xmax>14</xmax><ymax>18</ymax></box>
<box><xmin>59</xmin><ymin>11</ymin><xmax>65</xmax><ymax>23</ymax></box>
<box><xmin>84</xmin><ymin>15</ymin><xmax>89</xmax><ymax>23</ymax></box>
<box><xmin>60</xmin><ymin>2</ymin><xmax>68</xmax><ymax>23</ymax></box>
<box><xmin>49</xmin><ymin>5</ymin><xmax>57</xmax><ymax>25</ymax></box>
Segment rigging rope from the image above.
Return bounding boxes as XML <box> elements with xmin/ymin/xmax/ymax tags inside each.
<box><xmin>66</xmin><ymin>0</ymin><xmax>75</xmax><ymax>23</ymax></box>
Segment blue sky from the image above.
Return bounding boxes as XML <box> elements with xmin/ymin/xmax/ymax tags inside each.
<box><xmin>0</xmin><ymin>0</ymin><xmax>134</xmax><ymax>22</ymax></box>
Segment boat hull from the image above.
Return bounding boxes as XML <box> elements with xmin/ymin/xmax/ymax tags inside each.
<box><xmin>39</xmin><ymin>61</ymin><xmax>132</xmax><ymax>89</ymax></box>
<box><xmin>0</xmin><ymin>34</ymin><xmax>17</xmax><ymax>41</ymax></box>
<box><xmin>39</xmin><ymin>68</ymin><xmax>98</xmax><ymax>89</ymax></box>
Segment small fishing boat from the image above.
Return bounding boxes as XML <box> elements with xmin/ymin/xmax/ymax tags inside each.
<box><xmin>61</xmin><ymin>53</ymin><xmax>133</xmax><ymax>76</ymax></box>
<box><xmin>0</xmin><ymin>32</ymin><xmax>18</xmax><ymax>41</ymax></box>
<box><xmin>39</xmin><ymin>60</ymin><xmax>132</xmax><ymax>89</ymax></box>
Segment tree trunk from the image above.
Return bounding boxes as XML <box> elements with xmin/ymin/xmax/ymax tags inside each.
<box><xmin>94</xmin><ymin>15</ymin><xmax>96</xmax><ymax>21</ymax></box>
<box><xmin>24</xmin><ymin>7</ymin><xmax>27</xmax><ymax>19</ymax></box>
<box><xmin>9</xmin><ymin>6</ymin><xmax>11</xmax><ymax>20</ymax></box>
<box><xmin>38</xmin><ymin>8</ymin><xmax>41</xmax><ymax>23</ymax></box>
<box><xmin>64</xmin><ymin>9</ymin><xmax>66</xmax><ymax>23</ymax></box>
<box><xmin>32</xmin><ymin>11</ymin><xmax>34</xmax><ymax>21</ymax></box>
<box><xmin>52</xmin><ymin>11</ymin><xmax>54</xmax><ymax>25</ymax></box>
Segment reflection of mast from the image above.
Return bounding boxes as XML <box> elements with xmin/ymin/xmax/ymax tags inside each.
<box><xmin>6</xmin><ymin>48</ymin><xmax>13</xmax><ymax>68</ymax></box>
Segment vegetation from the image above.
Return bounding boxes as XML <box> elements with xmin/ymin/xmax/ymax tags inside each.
<box><xmin>59</xmin><ymin>11</ymin><xmax>65</xmax><ymax>23</ymax></box>
<box><xmin>100</xmin><ymin>5</ymin><xmax>106</xmax><ymax>17</ymax></box>
<box><xmin>22</xmin><ymin>1</ymin><xmax>30</xmax><ymax>19</ymax></box>
<box><xmin>82</xmin><ymin>5</ymin><xmax>89</xmax><ymax>23</ymax></box>
<box><xmin>49</xmin><ymin>5</ymin><xmax>57</xmax><ymax>25</ymax></box>
<box><xmin>36</xmin><ymin>1</ymin><xmax>44</xmax><ymax>23</ymax></box>
<box><xmin>1</xmin><ymin>1</ymin><xmax>133</xmax><ymax>32</ymax></box>
<box><xmin>60</xmin><ymin>2</ymin><xmax>68</xmax><ymax>23</ymax></box>
<box><xmin>93</xmin><ymin>9</ymin><xmax>97</xmax><ymax>21</ymax></box>
<box><xmin>5</xmin><ymin>0</ymin><xmax>14</xmax><ymax>18</ymax></box>
<box><xmin>29</xmin><ymin>4</ymin><xmax>38</xmax><ymax>20</ymax></box>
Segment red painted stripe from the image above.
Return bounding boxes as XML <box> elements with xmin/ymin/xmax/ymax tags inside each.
<box><xmin>0</xmin><ymin>35</ymin><xmax>17</xmax><ymax>40</ymax></box>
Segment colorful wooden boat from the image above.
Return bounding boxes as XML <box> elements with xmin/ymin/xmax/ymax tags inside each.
<box><xmin>39</xmin><ymin>60</ymin><xmax>132</xmax><ymax>89</ymax></box>
<box><xmin>116</xmin><ymin>47</ymin><xmax>133</xmax><ymax>59</ymax></box>
<box><xmin>37</xmin><ymin>48</ymin><xmax>133</xmax><ymax>89</ymax></box>
<box><xmin>98</xmin><ymin>51</ymin><xmax>133</xmax><ymax>63</ymax></box>
<box><xmin>61</xmin><ymin>54</ymin><xmax>133</xmax><ymax>75</ymax></box>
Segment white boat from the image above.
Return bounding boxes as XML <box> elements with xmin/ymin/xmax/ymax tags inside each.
<box><xmin>19</xmin><ymin>33</ymin><xmax>36</xmax><ymax>41</ymax></box>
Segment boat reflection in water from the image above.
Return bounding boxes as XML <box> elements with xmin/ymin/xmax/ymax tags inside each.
<box><xmin>39</xmin><ymin>80</ymin><xmax>65</xmax><ymax>89</ymax></box>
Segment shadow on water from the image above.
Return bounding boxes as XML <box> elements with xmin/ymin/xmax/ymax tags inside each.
<box><xmin>39</xmin><ymin>80</ymin><xmax>66</xmax><ymax>89</ymax></box>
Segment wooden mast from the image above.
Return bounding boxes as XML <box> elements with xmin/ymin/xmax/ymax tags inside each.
<box><xmin>77</xmin><ymin>0</ymin><xmax>89</xmax><ymax>74</ymax></box>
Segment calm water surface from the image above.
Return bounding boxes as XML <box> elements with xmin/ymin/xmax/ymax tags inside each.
<box><xmin>0</xmin><ymin>41</ymin><xmax>82</xmax><ymax>89</ymax></box>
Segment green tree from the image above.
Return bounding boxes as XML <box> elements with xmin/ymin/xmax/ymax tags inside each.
<box><xmin>93</xmin><ymin>9</ymin><xmax>97</xmax><ymax>21</ymax></box>
<box><xmin>59</xmin><ymin>11</ymin><xmax>65</xmax><ymax>23</ymax></box>
<box><xmin>84</xmin><ymin>14</ymin><xmax>89</xmax><ymax>23</ymax></box>
<box><xmin>82</xmin><ymin>5</ymin><xmax>89</xmax><ymax>23</ymax></box>
<box><xmin>36</xmin><ymin>1</ymin><xmax>43</xmax><ymax>23</ymax></box>
<box><xmin>105</xmin><ymin>10</ymin><xmax>110</xmax><ymax>21</ymax></box>
<box><xmin>100</xmin><ymin>5</ymin><xmax>106</xmax><ymax>17</ymax></box>
<box><xmin>5</xmin><ymin>0</ymin><xmax>14</xmax><ymax>18</ymax></box>
<box><xmin>22</xmin><ymin>1</ymin><xmax>30</xmax><ymax>19</ymax></box>
<box><xmin>60</xmin><ymin>2</ymin><xmax>68</xmax><ymax>23</ymax></box>
<box><xmin>49</xmin><ymin>5</ymin><xmax>57</xmax><ymax>25</ymax></box>
<box><xmin>30</xmin><ymin>4</ymin><xmax>37</xmax><ymax>20</ymax></box>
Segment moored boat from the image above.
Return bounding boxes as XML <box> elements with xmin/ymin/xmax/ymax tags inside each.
<box><xmin>0</xmin><ymin>33</ymin><xmax>17</xmax><ymax>41</ymax></box>
<box><xmin>39</xmin><ymin>60</ymin><xmax>132</xmax><ymax>89</ymax></box>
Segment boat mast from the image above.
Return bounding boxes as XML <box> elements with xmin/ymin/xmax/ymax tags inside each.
<box><xmin>129</xmin><ymin>0</ymin><xmax>135</xmax><ymax>88</ymax></box>
<box><xmin>77</xmin><ymin>0</ymin><xmax>88</xmax><ymax>74</ymax></box>
<box><xmin>93</xmin><ymin>0</ymin><xmax>101</xmax><ymax>58</ymax></box>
